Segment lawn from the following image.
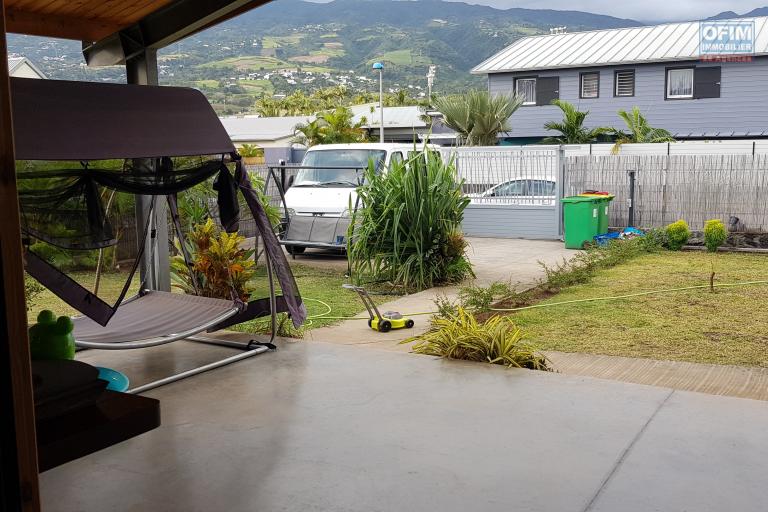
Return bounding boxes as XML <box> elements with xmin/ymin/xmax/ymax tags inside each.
<box><xmin>512</xmin><ymin>251</ymin><xmax>768</xmax><ymax>368</ymax></box>
<box><xmin>237</xmin><ymin>79</ymin><xmax>274</xmax><ymax>96</ymax></box>
<box><xmin>261</xmin><ymin>34</ymin><xmax>304</xmax><ymax>48</ymax></box>
<box><xmin>199</xmin><ymin>56</ymin><xmax>292</xmax><ymax>71</ymax></box>
<box><xmin>27</xmin><ymin>263</ymin><xmax>395</xmax><ymax>335</ymax></box>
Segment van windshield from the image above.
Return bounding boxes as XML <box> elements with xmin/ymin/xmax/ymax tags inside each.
<box><xmin>294</xmin><ymin>149</ymin><xmax>386</xmax><ymax>187</ymax></box>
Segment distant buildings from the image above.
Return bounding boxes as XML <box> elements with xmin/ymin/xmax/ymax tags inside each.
<box><xmin>220</xmin><ymin>105</ymin><xmax>456</xmax><ymax>164</ymax></box>
<box><xmin>473</xmin><ymin>16</ymin><xmax>768</xmax><ymax>143</ymax></box>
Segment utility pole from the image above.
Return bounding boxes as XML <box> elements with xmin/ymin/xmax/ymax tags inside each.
<box><xmin>372</xmin><ymin>62</ymin><xmax>384</xmax><ymax>143</ymax></box>
<box><xmin>426</xmin><ymin>65</ymin><xmax>436</xmax><ymax>106</ymax></box>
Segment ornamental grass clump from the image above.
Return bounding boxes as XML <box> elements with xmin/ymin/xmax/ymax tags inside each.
<box><xmin>406</xmin><ymin>307</ymin><xmax>550</xmax><ymax>371</ymax></box>
<box><xmin>349</xmin><ymin>150</ymin><xmax>473</xmax><ymax>291</ymax></box>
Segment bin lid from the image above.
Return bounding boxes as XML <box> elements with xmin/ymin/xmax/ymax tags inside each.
<box><xmin>561</xmin><ymin>195</ymin><xmax>602</xmax><ymax>203</ymax></box>
<box><xmin>579</xmin><ymin>194</ymin><xmax>615</xmax><ymax>201</ymax></box>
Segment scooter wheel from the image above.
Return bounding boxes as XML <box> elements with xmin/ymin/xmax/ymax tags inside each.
<box><xmin>379</xmin><ymin>320</ymin><xmax>392</xmax><ymax>332</ymax></box>
<box><xmin>405</xmin><ymin>319</ymin><xmax>414</xmax><ymax>328</ymax></box>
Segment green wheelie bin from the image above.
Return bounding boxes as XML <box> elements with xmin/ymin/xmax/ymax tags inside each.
<box><xmin>580</xmin><ymin>194</ymin><xmax>615</xmax><ymax>235</ymax></box>
<box><xmin>561</xmin><ymin>196</ymin><xmax>601</xmax><ymax>249</ymax></box>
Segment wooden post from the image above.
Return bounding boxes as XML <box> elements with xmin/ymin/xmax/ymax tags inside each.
<box><xmin>0</xmin><ymin>1</ymin><xmax>41</xmax><ymax>510</ymax></box>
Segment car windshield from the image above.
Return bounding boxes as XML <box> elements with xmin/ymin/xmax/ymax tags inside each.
<box><xmin>294</xmin><ymin>149</ymin><xmax>386</xmax><ymax>187</ymax></box>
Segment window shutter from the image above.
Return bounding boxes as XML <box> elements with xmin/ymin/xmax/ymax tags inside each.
<box><xmin>536</xmin><ymin>77</ymin><xmax>559</xmax><ymax>106</ymax></box>
<box><xmin>694</xmin><ymin>66</ymin><xmax>721</xmax><ymax>99</ymax></box>
<box><xmin>614</xmin><ymin>70</ymin><xmax>635</xmax><ymax>97</ymax></box>
<box><xmin>580</xmin><ymin>73</ymin><xmax>599</xmax><ymax>98</ymax></box>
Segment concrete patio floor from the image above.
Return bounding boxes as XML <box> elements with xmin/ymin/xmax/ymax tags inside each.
<box><xmin>43</xmin><ymin>340</ymin><xmax>768</xmax><ymax>512</ymax></box>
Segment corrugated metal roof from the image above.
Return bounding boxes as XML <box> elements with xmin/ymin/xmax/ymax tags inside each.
<box><xmin>219</xmin><ymin>115</ymin><xmax>313</xmax><ymax>142</ymax></box>
<box><xmin>472</xmin><ymin>16</ymin><xmax>768</xmax><ymax>74</ymax></box>
<box><xmin>349</xmin><ymin>104</ymin><xmax>428</xmax><ymax>129</ymax></box>
<box><xmin>7</xmin><ymin>56</ymin><xmax>47</xmax><ymax>78</ymax></box>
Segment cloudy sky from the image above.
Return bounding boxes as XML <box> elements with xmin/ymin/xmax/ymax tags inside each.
<box><xmin>445</xmin><ymin>0</ymin><xmax>765</xmax><ymax>21</ymax></box>
<box><xmin>312</xmin><ymin>0</ymin><xmax>767</xmax><ymax>21</ymax></box>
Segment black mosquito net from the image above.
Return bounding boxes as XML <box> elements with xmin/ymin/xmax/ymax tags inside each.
<box><xmin>14</xmin><ymin>78</ymin><xmax>306</xmax><ymax>328</ymax></box>
<box><xmin>17</xmin><ymin>158</ymin><xmax>226</xmax><ymax>250</ymax></box>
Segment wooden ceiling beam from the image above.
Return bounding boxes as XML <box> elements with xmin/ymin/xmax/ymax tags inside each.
<box><xmin>5</xmin><ymin>7</ymin><xmax>123</xmax><ymax>41</ymax></box>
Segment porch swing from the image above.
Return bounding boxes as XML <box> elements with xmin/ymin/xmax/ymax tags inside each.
<box><xmin>13</xmin><ymin>77</ymin><xmax>306</xmax><ymax>393</ymax></box>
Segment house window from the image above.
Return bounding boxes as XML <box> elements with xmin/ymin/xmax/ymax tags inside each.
<box><xmin>515</xmin><ymin>78</ymin><xmax>536</xmax><ymax>105</ymax></box>
<box><xmin>580</xmin><ymin>72</ymin><xmax>599</xmax><ymax>98</ymax></box>
<box><xmin>667</xmin><ymin>68</ymin><xmax>694</xmax><ymax>99</ymax></box>
<box><xmin>614</xmin><ymin>70</ymin><xmax>635</xmax><ymax>97</ymax></box>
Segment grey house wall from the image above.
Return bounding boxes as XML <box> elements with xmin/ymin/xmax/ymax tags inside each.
<box><xmin>488</xmin><ymin>58</ymin><xmax>768</xmax><ymax>139</ymax></box>
<box><xmin>264</xmin><ymin>147</ymin><xmax>292</xmax><ymax>164</ymax></box>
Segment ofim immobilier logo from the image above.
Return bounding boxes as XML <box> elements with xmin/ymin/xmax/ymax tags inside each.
<box><xmin>700</xmin><ymin>20</ymin><xmax>755</xmax><ymax>62</ymax></box>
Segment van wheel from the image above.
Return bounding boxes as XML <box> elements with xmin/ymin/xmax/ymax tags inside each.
<box><xmin>286</xmin><ymin>246</ymin><xmax>306</xmax><ymax>255</ymax></box>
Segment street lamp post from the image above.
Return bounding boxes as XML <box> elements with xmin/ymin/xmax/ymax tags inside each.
<box><xmin>372</xmin><ymin>62</ymin><xmax>384</xmax><ymax>143</ymax></box>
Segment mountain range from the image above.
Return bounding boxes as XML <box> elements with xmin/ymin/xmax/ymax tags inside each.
<box><xmin>7</xmin><ymin>0</ymin><xmax>767</xmax><ymax>114</ymax></box>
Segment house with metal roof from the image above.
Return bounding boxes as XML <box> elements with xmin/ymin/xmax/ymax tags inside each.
<box><xmin>349</xmin><ymin>104</ymin><xmax>456</xmax><ymax>144</ymax></box>
<box><xmin>7</xmin><ymin>57</ymin><xmax>45</xmax><ymax>79</ymax></box>
<box><xmin>220</xmin><ymin>115</ymin><xmax>313</xmax><ymax>163</ymax></box>
<box><xmin>472</xmin><ymin>16</ymin><xmax>768</xmax><ymax>143</ymax></box>
<box><xmin>221</xmin><ymin>107</ymin><xmax>456</xmax><ymax>162</ymax></box>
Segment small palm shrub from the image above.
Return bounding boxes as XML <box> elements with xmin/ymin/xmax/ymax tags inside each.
<box><xmin>704</xmin><ymin>219</ymin><xmax>727</xmax><ymax>292</ymax></box>
<box><xmin>665</xmin><ymin>220</ymin><xmax>691</xmax><ymax>251</ymax></box>
<box><xmin>349</xmin><ymin>150</ymin><xmax>473</xmax><ymax>291</ymax></box>
<box><xmin>407</xmin><ymin>308</ymin><xmax>550</xmax><ymax>370</ymax></box>
<box><xmin>170</xmin><ymin>218</ymin><xmax>256</xmax><ymax>301</ymax></box>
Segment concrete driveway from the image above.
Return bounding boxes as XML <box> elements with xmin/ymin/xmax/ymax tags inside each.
<box><xmin>44</xmin><ymin>340</ymin><xmax>768</xmax><ymax>512</ymax></box>
<box><xmin>304</xmin><ymin>237</ymin><xmax>574</xmax><ymax>349</ymax></box>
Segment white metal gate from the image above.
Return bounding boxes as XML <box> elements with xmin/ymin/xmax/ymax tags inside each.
<box><xmin>441</xmin><ymin>147</ymin><xmax>563</xmax><ymax>239</ymax></box>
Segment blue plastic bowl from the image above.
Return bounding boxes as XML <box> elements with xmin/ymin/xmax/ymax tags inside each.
<box><xmin>96</xmin><ymin>367</ymin><xmax>130</xmax><ymax>392</ymax></box>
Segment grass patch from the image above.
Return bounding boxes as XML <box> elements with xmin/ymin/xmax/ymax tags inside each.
<box><xmin>27</xmin><ymin>271</ymin><xmax>140</xmax><ymax>322</ymax></box>
<box><xmin>237</xmin><ymin>79</ymin><xmax>274</xmax><ymax>96</ymax></box>
<box><xmin>27</xmin><ymin>263</ymin><xmax>396</xmax><ymax>337</ymax></box>
<box><xmin>195</xmin><ymin>79</ymin><xmax>220</xmax><ymax>89</ymax></box>
<box><xmin>368</xmin><ymin>49</ymin><xmax>430</xmax><ymax>67</ymax></box>
<box><xmin>230</xmin><ymin>263</ymin><xmax>397</xmax><ymax>336</ymax></box>
<box><xmin>199</xmin><ymin>56</ymin><xmax>292</xmax><ymax>71</ymax></box>
<box><xmin>512</xmin><ymin>251</ymin><xmax>768</xmax><ymax>368</ymax></box>
<box><xmin>262</xmin><ymin>34</ymin><xmax>304</xmax><ymax>48</ymax></box>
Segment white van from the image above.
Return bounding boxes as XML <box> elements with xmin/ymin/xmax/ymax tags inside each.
<box><xmin>281</xmin><ymin>143</ymin><xmax>437</xmax><ymax>254</ymax></box>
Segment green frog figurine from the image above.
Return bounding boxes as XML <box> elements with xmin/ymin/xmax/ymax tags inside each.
<box><xmin>29</xmin><ymin>310</ymin><xmax>76</xmax><ymax>360</ymax></box>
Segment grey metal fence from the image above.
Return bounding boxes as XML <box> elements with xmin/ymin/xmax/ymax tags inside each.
<box><xmin>565</xmin><ymin>154</ymin><xmax>768</xmax><ymax>231</ymax></box>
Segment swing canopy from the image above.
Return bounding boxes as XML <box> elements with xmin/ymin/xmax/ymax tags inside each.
<box><xmin>13</xmin><ymin>77</ymin><xmax>306</xmax><ymax>332</ymax></box>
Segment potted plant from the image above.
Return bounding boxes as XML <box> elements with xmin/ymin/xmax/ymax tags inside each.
<box><xmin>239</xmin><ymin>143</ymin><xmax>264</xmax><ymax>165</ymax></box>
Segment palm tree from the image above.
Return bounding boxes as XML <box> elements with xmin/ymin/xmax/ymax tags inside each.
<box><xmin>433</xmin><ymin>90</ymin><xmax>523</xmax><ymax>146</ymax></box>
<box><xmin>542</xmin><ymin>100</ymin><xmax>609</xmax><ymax>144</ymax></box>
<box><xmin>610</xmin><ymin>107</ymin><xmax>675</xmax><ymax>153</ymax></box>
<box><xmin>254</xmin><ymin>95</ymin><xmax>284</xmax><ymax>117</ymax></box>
<box><xmin>292</xmin><ymin>118</ymin><xmax>323</xmax><ymax>147</ymax></box>
<box><xmin>292</xmin><ymin>107</ymin><xmax>367</xmax><ymax>147</ymax></box>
